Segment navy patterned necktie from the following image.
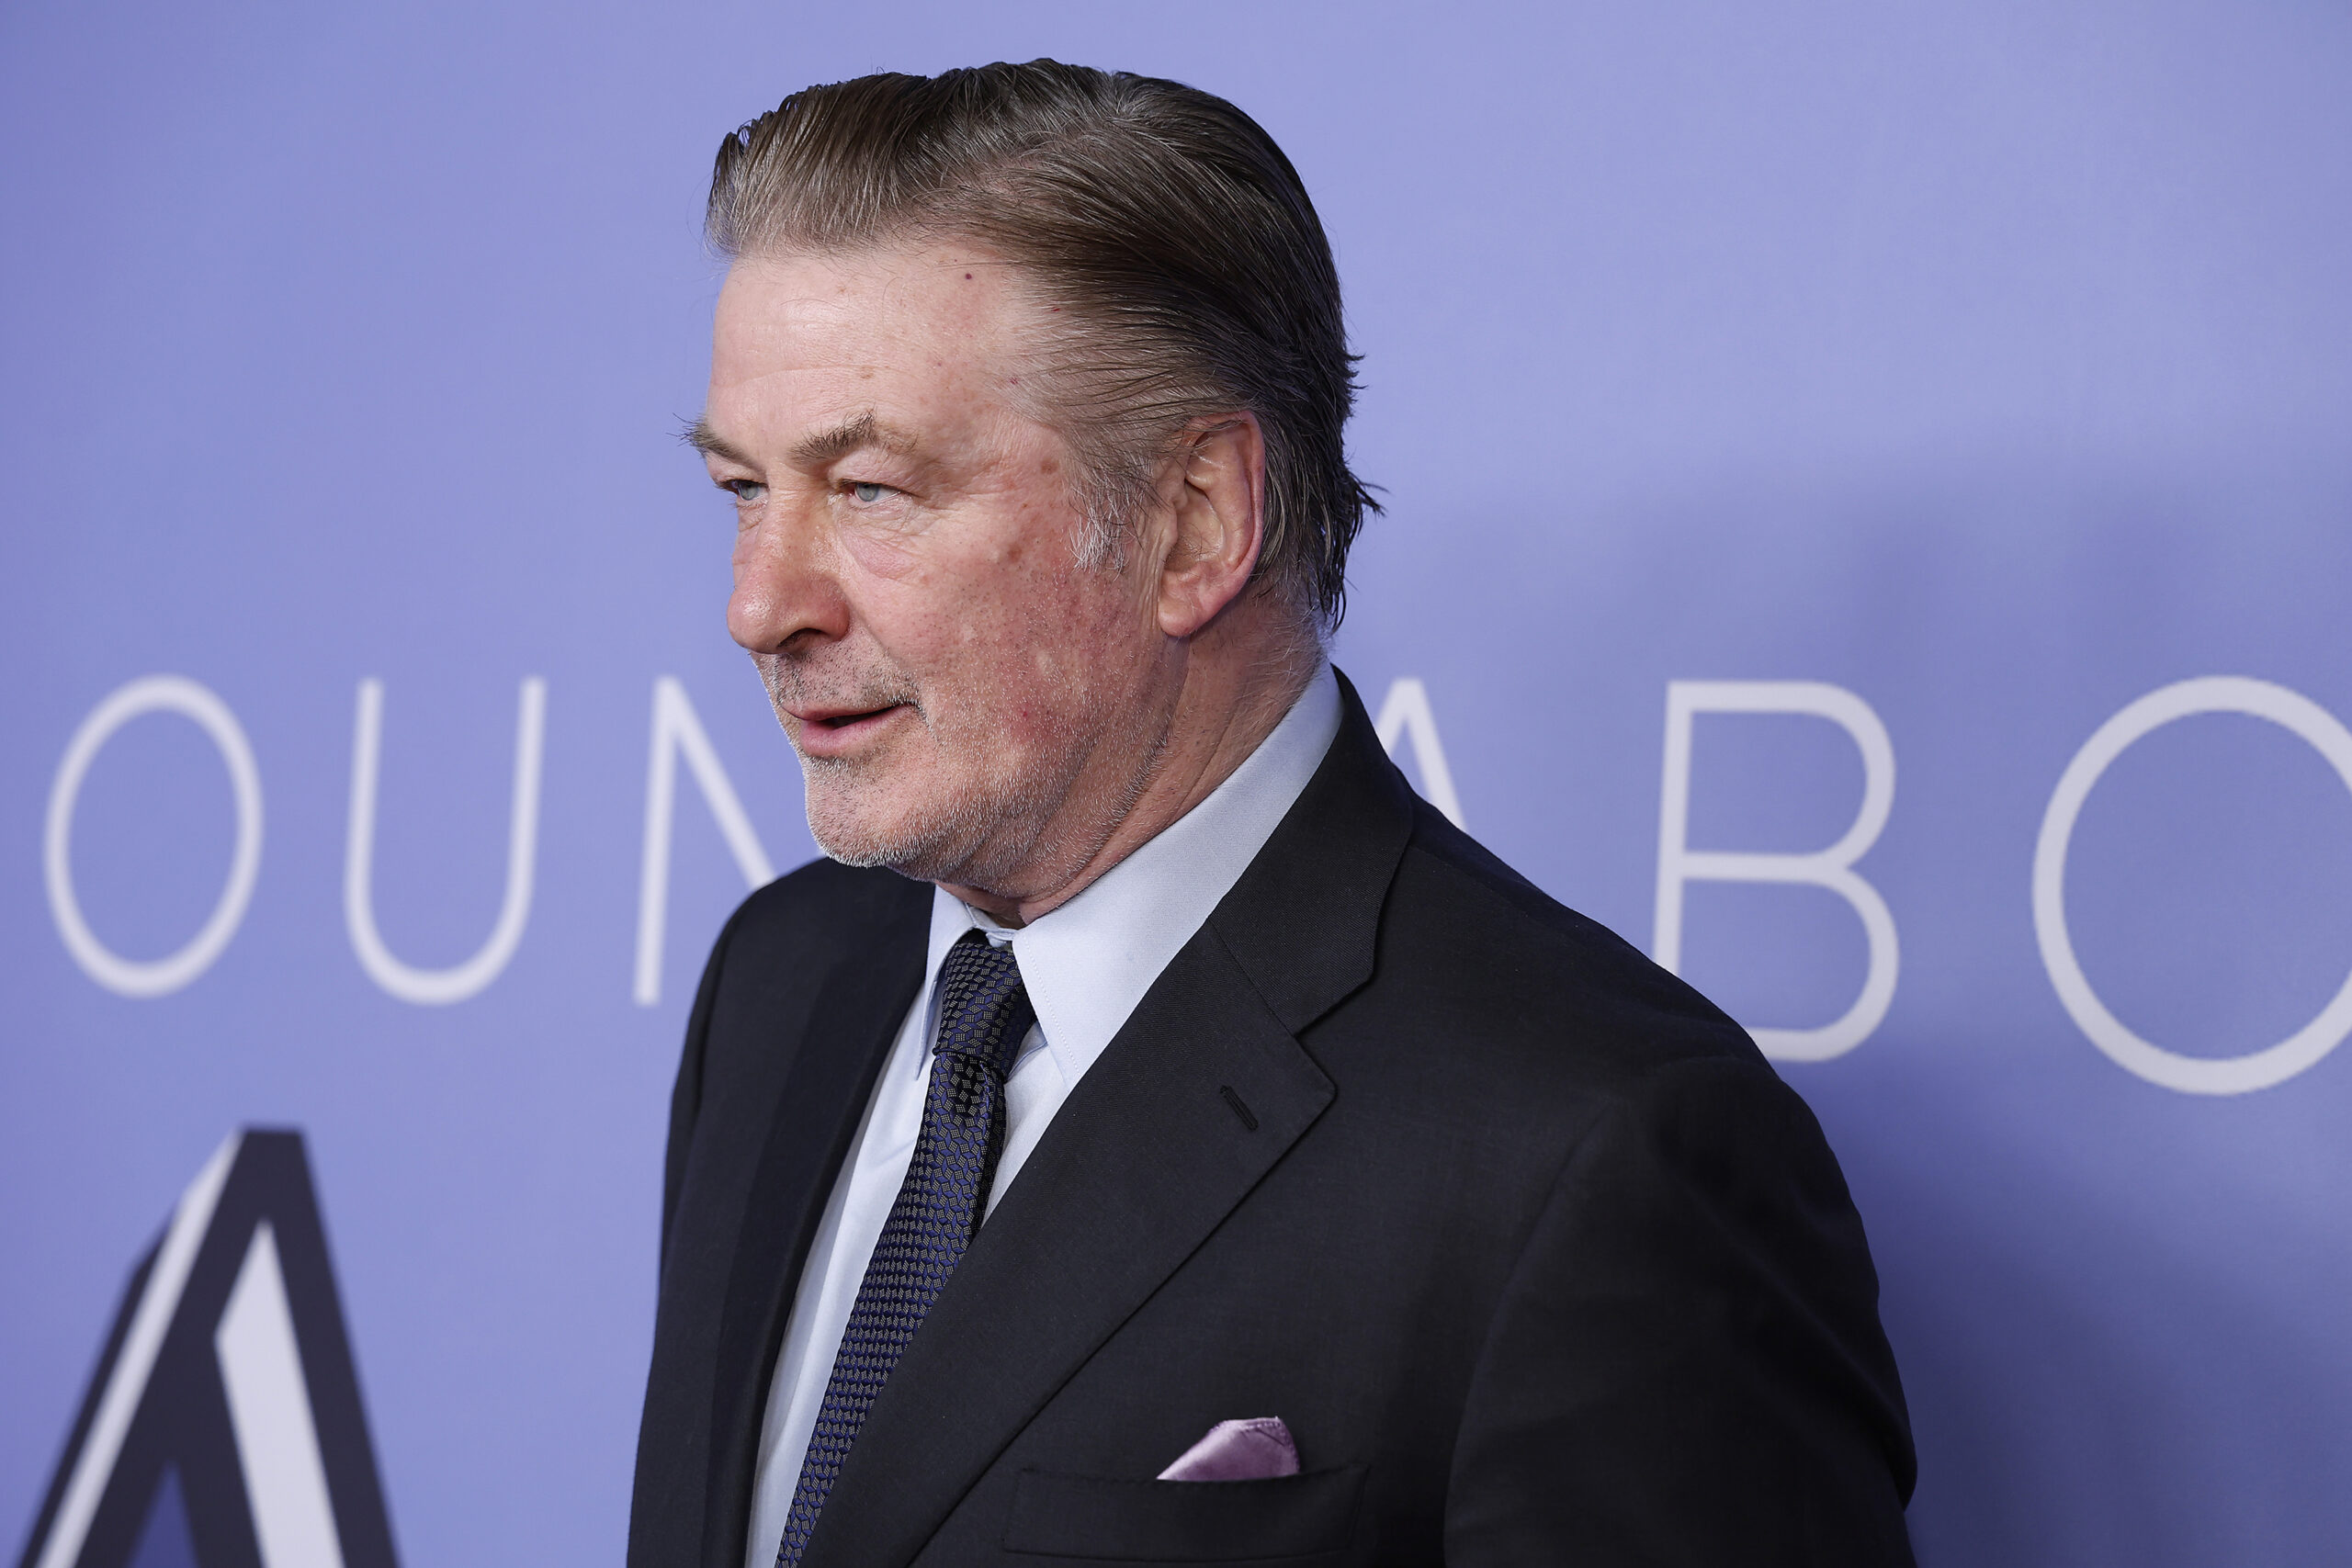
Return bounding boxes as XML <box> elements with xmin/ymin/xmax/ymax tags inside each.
<box><xmin>775</xmin><ymin>929</ymin><xmax>1035</xmax><ymax>1567</ymax></box>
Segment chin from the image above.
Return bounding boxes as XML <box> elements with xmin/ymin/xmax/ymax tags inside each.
<box><xmin>803</xmin><ymin>757</ymin><xmax>1074</xmax><ymax>890</ymax></box>
<box><xmin>804</xmin><ymin>781</ymin><xmax>980</xmax><ymax>881</ymax></box>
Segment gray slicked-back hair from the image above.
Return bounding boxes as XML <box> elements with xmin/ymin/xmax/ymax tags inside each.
<box><xmin>707</xmin><ymin>60</ymin><xmax>1377</xmax><ymax>631</ymax></box>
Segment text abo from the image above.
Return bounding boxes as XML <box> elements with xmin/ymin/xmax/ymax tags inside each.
<box><xmin>41</xmin><ymin>674</ymin><xmax>1458</xmax><ymax>1009</ymax></box>
<box><xmin>1654</xmin><ymin>676</ymin><xmax>2352</xmax><ymax>1093</ymax></box>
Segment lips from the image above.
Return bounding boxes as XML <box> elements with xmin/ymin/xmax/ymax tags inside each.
<box><xmin>787</xmin><ymin>701</ymin><xmax>913</xmax><ymax>757</ymax></box>
<box><xmin>804</xmin><ymin>705</ymin><xmax>898</xmax><ymax>728</ymax></box>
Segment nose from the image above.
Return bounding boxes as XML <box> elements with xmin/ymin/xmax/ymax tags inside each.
<box><xmin>728</xmin><ymin>498</ymin><xmax>851</xmax><ymax>656</ymax></box>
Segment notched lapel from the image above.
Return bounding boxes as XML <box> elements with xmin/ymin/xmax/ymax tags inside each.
<box><xmin>799</xmin><ymin>930</ymin><xmax>1335</xmax><ymax>1568</ymax></box>
<box><xmin>703</xmin><ymin>888</ymin><xmax>928</xmax><ymax>1568</ymax></box>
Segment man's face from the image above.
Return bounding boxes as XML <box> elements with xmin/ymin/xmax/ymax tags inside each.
<box><xmin>701</xmin><ymin>243</ymin><xmax>1171</xmax><ymax>891</ymax></box>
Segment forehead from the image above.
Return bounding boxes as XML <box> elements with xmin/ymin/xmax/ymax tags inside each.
<box><xmin>708</xmin><ymin>244</ymin><xmax>1046</xmax><ymax>431</ymax></box>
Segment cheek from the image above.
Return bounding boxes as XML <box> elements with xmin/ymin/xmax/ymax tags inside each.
<box><xmin>861</xmin><ymin>513</ymin><xmax>1145</xmax><ymax>729</ymax></box>
<box><xmin>908</xmin><ymin>578</ymin><xmax>1087</xmax><ymax>733</ymax></box>
<box><xmin>1009</xmin><ymin>571</ymin><xmax>1149</xmax><ymax>711</ymax></box>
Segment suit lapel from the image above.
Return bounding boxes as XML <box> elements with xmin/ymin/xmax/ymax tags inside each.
<box><xmin>704</xmin><ymin>880</ymin><xmax>930</xmax><ymax>1567</ymax></box>
<box><xmin>800</xmin><ymin>671</ymin><xmax>1417</xmax><ymax>1568</ymax></box>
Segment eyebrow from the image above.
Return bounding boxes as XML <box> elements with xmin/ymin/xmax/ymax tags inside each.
<box><xmin>683</xmin><ymin>411</ymin><xmax>923</xmax><ymax>471</ymax></box>
<box><xmin>683</xmin><ymin>416</ymin><xmax>752</xmax><ymax>467</ymax></box>
<box><xmin>787</xmin><ymin>412</ymin><xmax>921</xmax><ymax>468</ymax></box>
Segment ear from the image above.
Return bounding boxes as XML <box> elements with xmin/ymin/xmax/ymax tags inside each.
<box><xmin>1154</xmin><ymin>414</ymin><xmax>1267</xmax><ymax>639</ymax></box>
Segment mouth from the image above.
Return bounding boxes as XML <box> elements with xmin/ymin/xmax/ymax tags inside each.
<box><xmin>787</xmin><ymin>701</ymin><xmax>914</xmax><ymax>756</ymax></box>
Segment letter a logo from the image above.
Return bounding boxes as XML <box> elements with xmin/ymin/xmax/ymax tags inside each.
<box><xmin>18</xmin><ymin>1130</ymin><xmax>399</xmax><ymax>1568</ymax></box>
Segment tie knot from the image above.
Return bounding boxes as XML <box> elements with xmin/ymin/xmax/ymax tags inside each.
<box><xmin>933</xmin><ymin>929</ymin><xmax>1035</xmax><ymax>1078</ymax></box>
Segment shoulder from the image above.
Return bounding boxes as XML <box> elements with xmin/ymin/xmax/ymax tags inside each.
<box><xmin>1354</xmin><ymin>796</ymin><xmax>1766</xmax><ymax>1091</ymax></box>
<box><xmin>1322</xmin><ymin>801</ymin><xmax>1876</xmax><ymax>1289</ymax></box>
<box><xmin>1295</xmin><ymin>791</ymin><xmax>1841</xmax><ymax>1199</ymax></box>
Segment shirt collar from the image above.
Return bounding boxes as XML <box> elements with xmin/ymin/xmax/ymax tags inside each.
<box><xmin>919</xmin><ymin>662</ymin><xmax>1343</xmax><ymax>1083</ymax></box>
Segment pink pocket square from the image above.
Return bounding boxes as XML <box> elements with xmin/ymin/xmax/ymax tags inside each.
<box><xmin>1156</xmin><ymin>1416</ymin><xmax>1301</xmax><ymax>1482</ymax></box>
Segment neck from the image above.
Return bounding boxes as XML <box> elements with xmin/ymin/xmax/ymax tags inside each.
<box><xmin>939</xmin><ymin>602</ymin><xmax>1320</xmax><ymax>927</ymax></box>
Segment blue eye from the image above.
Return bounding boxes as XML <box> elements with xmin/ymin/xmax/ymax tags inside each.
<box><xmin>850</xmin><ymin>482</ymin><xmax>888</xmax><ymax>504</ymax></box>
<box><xmin>723</xmin><ymin>479</ymin><xmax>765</xmax><ymax>503</ymax></box>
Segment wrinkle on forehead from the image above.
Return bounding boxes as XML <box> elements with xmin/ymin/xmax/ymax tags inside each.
<box><xmin>706</xmin><ymin>245</ymin><xmax>1069</xmax><ymax>477</ymax></box>
<box><xmin>715</xmin><ymin>246</ymin><xmax>1029</xmax><ymax>364</ymax></box>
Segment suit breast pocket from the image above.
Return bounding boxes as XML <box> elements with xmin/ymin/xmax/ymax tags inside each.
<box><xmin>1001</xmin><ymin>1466</ymin><xmax>1366</xmax><ymax>1565</ymax></box>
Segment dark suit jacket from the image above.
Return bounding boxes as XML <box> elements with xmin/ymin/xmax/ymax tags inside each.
<box><xmin>629</xmin><ymin>672</ymin><xmax>1916</xmax><ymax>1567</ymax></box>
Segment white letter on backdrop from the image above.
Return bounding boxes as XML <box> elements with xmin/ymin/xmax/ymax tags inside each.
<box><xmin>1374</xmin><ymin>677</ymin><xmax>1465</xmax><ymax>828</ymax></box>
<box><xmin>634</xmin><ymin>677</ymin><xmax>777</xmax><ymax>1006</ymax></box>
<box><xmin>1653</xmin><ymin>681</ymin><xmax>1898</xmax><ymax>1062</ymax></box>
<box><xmin>344</xmin><ymin>677</ymin><xmax>546</xmax><ymax>1006</ymax></box>
<box><xmin>2034</xmin><ymin>676</ymin><xmax>2352</xmax><ymax>1095</ymax></box>
<box><xmin>44</xmin><ymin>675</ymin><xmax>264</xmax><ymax>998</ymax></box>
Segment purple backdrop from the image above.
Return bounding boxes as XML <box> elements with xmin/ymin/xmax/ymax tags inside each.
<box><xmin>6</xmin><ymin>3</ymin><xmax>2350</xmax><ymax>1562</ymax></box>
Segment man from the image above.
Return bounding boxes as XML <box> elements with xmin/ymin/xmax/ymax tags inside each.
<box><xmin>631</xmin><ymin>61</ymin><xmax>1915</xmax><ymax>1567</ymax></box>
